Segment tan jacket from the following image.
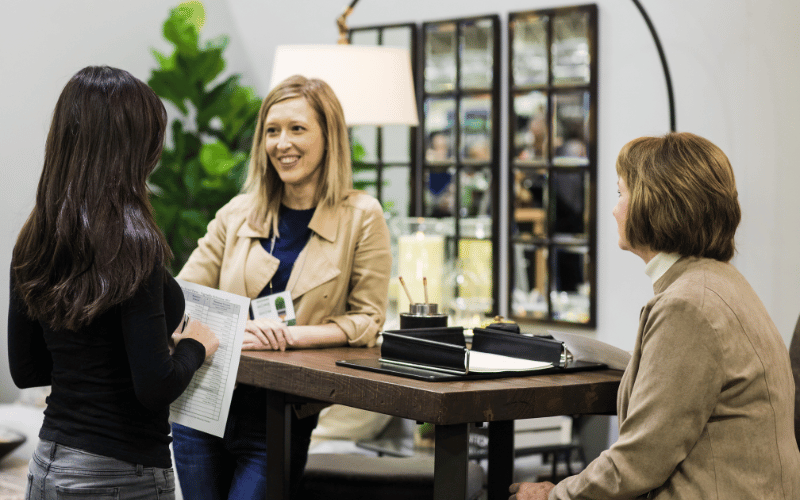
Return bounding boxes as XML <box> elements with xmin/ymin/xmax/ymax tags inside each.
<box><xmin>790</xmin><ymin>314</ymin><xmax>800</xmax><ymax>452</ymax></box>
<box><xmin>177</xmin><ymin>191</ymin><xmax>391</xmax><ymax>347</ymax></box>
<box><xmin>552</xmin><ymin>257</ymin><xmax>800</xmax><ymax>500</ymax></box>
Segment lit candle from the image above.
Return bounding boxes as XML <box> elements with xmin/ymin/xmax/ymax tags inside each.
<box><xmin>397</xmin><ymin>232</ymin><xmax>445</xmax><ymax>313</ymax></box>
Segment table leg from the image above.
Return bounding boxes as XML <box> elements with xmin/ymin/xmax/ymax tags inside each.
<box><xmin>488</xmin><ymin>420</ymin><xmax>514</xmax><ymax>500</ymax></box>
<box><xmin>266</xmin><ymin>389</ymin><xmax>291</xmax><ymax>500</ymax></box>
<box><xmin>434</xmin><ymin>423</ymin><xmax>469</xmax><ymax>500</ymax></box>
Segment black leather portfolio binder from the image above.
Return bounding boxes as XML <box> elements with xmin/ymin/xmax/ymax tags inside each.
<box><xmin>337</xmin><ymin>327</ymin><xmax>606</xmax><ymax>382</ymax></box>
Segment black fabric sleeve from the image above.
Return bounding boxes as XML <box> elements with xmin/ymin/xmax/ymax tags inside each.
<box><xmin>121</xmin><ymin>268</ymin><xmax>206</xmax><ymax>412</ymax></box>
<box><xmin>7</xmin><ymin>268</ymin><xmax>52</xmax><ymax>388</ymax></box>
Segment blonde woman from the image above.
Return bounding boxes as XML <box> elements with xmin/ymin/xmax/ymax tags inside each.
<box><xmin>171</xmin><ymin>75</ymin><xmax>391</xmax><ymax>499</ymax></box>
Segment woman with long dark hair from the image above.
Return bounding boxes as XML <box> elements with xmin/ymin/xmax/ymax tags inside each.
<box><xmin>9</xmin><ymin>65</ymin><xmax>219</xmax><ymax>500</ymax></box>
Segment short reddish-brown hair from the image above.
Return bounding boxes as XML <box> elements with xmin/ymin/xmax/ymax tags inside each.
<box><xmin>616</xmin><ymin>132</ymin><xmax>740</xmax><ymax>262</ymax></box>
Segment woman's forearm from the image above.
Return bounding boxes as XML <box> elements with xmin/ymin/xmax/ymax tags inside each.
<box><xmin>288</xmin><ymin>323</ymin><xmax>348</xmax><ymax>349</ymax></box>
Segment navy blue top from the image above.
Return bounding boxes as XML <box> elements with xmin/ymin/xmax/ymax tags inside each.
<box><xmin>258</xmin><ymin>205</ymin><xmax>316</xmax><ymax>297</ymax></box>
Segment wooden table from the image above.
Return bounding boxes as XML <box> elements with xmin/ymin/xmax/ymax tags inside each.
<box><xmin>236</xmin><ymin>346</ymin><xmax>621</xmax><ymax>500</ymax></box>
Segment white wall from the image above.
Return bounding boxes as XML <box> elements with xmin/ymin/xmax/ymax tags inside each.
<box><xmin>0</xmin><ymin>0</ymin><xmax>251</xmax><ymax>403</ymax></box>
<box><xmin>2</xmin><ymin>0</ymin><xmax>799</xmax><ymax>405</ymax></box>
<box><xmin>229</xmin><ymin>0</ymin><xmax>800</xmax><ymax>350</ymax></box>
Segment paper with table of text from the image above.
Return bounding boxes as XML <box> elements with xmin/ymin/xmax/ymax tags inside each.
<box><xmin>170</xmin><ymin>279</ymin><xmax>250</xmax><ymax>437</ymax></box>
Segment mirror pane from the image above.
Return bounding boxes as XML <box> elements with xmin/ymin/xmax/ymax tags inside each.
<box><xmin>382</xmin><ymin>124</ymin><xmax>411</xmax><ymax>163</ymax></box>
<box><xmin>351</xmin><ymin>125</ymin><xmax>377</xmax><ymax>163</ymax></box>
<box><xmin>551</xmin><ymin>170</ymin><xmax>588</xmax><ymax>236</ymax></box>
<box><xmin>382</xmin><ymin>26</ymin><xmax>412</xmax><ymax>48</ymax></box>
<box><xmin>460</xmin><ymin>95</ymin><xmax>492</xmax><ymax>163</ymax></box>
<box><xmin>459</xmin><ymin>167</ymin><xmax>492</xmax><ymax>219</ymax></box>
<box><xmin>453</xmin><ymin>238</ymin><xmax>493</xmax><ymax>324</ymax></box>
<box><xmin>382</xmin><ymin>166</ymin><xmax>411</xmax><ymax>218</ymax></box>
<box><xmin>512</xmin><ymin>14</ymin><xmax>548</xmax><ymax>86</ymax></box>
<box><xmin>550</xmin><ymin>246</ymin><xmax>591</xmax><ymax>323</ymax></box>
<box><xmin>514</xmin><ymin>91</ymin><xmax>548</xmax><ymax>164</ymax></box>
<box><xmin>511</xmin><ymin>242</ymin><xmax>548</xmax><ymax>320</ymax></box>
<box><xmin>425</xmin><ymin>98</ymin><xmax>456</xmax><ymax>163</ymax></box>
<box><xmin>424</xmin><ymin>166</ymin><xmax>457</xmax><ymax>217</ymax></box>
<box><xmin>513</xmin><ymin>168</ymin><xmax>548</xmax><ymax>240</ymax></box>
<box><xmin>351</xmin><ymin>29</ymin><xmax>379</xmax><ymax>46</ymax></box>
<box><xmin>552</xmin><ymin>92</ymin><xmax>590</xmax><ymax>166</ymax></box>
<box><xmin>425</xmin><ymin>23</ymin><xmax>457</xmax><ymax>93</ymax></box>
<box><xmin>552</xmin><ymin>11</ymin><xmax>590</xmax><ymax>85</ymax></box>
<box><xmin>352</xmin><ymin>165</ymin><xmax>378</xmax><ymax>199</ymax></box>
<box><xmin>460</xmin><ymin>19</ymin><xmax>494</xmax><ymax>89</ymax></box>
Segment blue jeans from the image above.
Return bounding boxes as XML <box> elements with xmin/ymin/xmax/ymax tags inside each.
<box><xmin>26</xmin><ymin>440</ymin><xmax>175</xmax><ymax>500</ymax></box>
<box><xmin>172</xmin><ymin>385</ymin><xmax>318</xmax><ymax>500</ymax></box>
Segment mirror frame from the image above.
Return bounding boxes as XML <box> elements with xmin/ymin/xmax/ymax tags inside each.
<box><xmin>507</xmin><ymin>4</ymin><xmax>598</xmax><ymax>327</ymax></box>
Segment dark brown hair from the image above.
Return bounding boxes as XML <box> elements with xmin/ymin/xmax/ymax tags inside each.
<box><xmin>12</xmin><ymin>66</ymin><xmax>171</xmax><ymax>330</ymax></box>
<box><xmin>616</xmin><ymin>132</ymin><xmax>741</xmax><ymax>262</ymax></box>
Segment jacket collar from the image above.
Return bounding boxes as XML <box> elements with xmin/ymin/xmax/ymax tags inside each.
<box><xmin>653</xmin><ymin>256</ymin><xmax>693</xmax><ymax>294</ymax></box>
<box><xmin>235</xmin><ymin>195</ymin><xmax>345</xmax><ymax>243</ymax></box>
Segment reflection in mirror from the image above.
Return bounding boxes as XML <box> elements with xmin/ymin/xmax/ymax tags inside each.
<box><xmin>460</xmin><ymin>95</ymin><xmax>492</xmax><ymax>162</ymax></box>
<box><xmin>424</xmin><ymin>166</ymin><xmax>457</xmax><ymax>217</ymax></box>
<box><xmin>512</xmin><ymin>242</ymin><xmax>548</xmax><ymax>319</ymax></box>
<box><xmin>382</xmin><ymin>166</ymin><xmax>411</xmax><ymax>218</ymax></box>
<box><xmin>381</xmin><ymin>125</ymin><xmax>410</xmax><ymax>163</ymax></box>
<box><xmin>382</xmin><ymin>26</ymin><xmax>412</xmax><ymax>49</ymax></box>
<box><xmin>350</xmin><ymin>29</ymin><xmax>379</xmax><ymax>46</ymax></box>
<box><xmin>459</xmin><ymin>167</ymin><xmax>491</xmax><ymax>218</ymax></box>
<box><xmin>552</xmin><ymin>170</ymin><xmax>587</xmax><ymax>236</ymax></box>
<box><xmin>550</xmin><ymin>246</ymin><xmax>590</xmax><ymax>323</ymax></box>
<box><xmin>512</xmin><ymin>14</ymin><xmax>548</xmax><ymax>86</ymax></box>
<box><xmin>352</xmin><ymin>167</ymin><xmax>378</xmax><ymax>199</ymax></box>
<box><xmin>425</xmin><ymin>23</ymin><xmax>457</xmax><ymax>93</ymax></box>
<box><xmin>552</xmin><ymin>92</ymin><xmax>590</xmax><ymax>166</ymax></box>
<box><xmin>350</xmin><ymin>125</ymin><xmax>377</xmax><ymax>163</ymax></box>
<box><xmin>514</xmin><ymin>91</ymin><xmax>548</xmax><ymax>164</ymax></box>
<box><xmin>460</xmin><ymin>19</ymin><xmax>494</xmax><ymax>89</ymax></box>
<box><xmin>424</xmin><ymin>99</ymin><xmax>456</xmax><ymax>163</ymax></box>
<box><xmin>514</xmin><ymin>168</ymin><xmax>548</xmax><ymax>240</ymax></box>
<box><xmin>552</xmin><ymin>11</ymin><xmax>590</xmax><ymax>85</ymax></box>
<box><xmin>453</xmin><ymin>237</ymin><xmax>493</xmax><ymax>323</ymax></box>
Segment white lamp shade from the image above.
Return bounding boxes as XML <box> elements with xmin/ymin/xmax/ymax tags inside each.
<box><xmin>270</xmin><ymin>44</ymin><xmax>419</xmax><ymax>126</ymax></box>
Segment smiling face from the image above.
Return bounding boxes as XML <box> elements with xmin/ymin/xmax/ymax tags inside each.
<box><xmin>264</xmin><ymin>97</ymin><xmax>326</xmax><ymax>196</ymax></box>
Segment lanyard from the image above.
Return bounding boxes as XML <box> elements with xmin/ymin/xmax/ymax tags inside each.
<box><xmin>267</xmin><ymin>235</ymin><xmax>276</xmax><ymax>294</ymax></box>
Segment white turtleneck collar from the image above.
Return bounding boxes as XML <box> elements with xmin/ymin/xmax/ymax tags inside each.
<box><xmin>644</xmin><ymin>252</ymin><xmax>681</xmax><ymax>285</ymax></box>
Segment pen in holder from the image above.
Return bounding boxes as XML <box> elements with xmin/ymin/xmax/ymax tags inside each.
<box><xmin>397</xmin><ymin>276</ymin><xmax>448</xmax><ymax>329</ymax></box>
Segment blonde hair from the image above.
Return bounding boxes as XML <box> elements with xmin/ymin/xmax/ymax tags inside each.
<box><xmin>244</xmin><ymin>75</ymin><xmax>352</xmax><ymax>234</ymax></box>
<box><xmin>616</xmin><ymin>132</ymin><xmax>740</xmax><ymax>262</ymax></box>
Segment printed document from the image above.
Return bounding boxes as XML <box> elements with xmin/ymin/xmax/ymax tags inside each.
<box><xmin>170</xmin><ymin>279</ymin><xmax>250</xmax><ymax>437</ymax></box>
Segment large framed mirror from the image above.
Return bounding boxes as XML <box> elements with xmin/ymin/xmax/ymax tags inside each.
<box><xmin>348</xmin><ymin>23</ymin><xmax>419</xmax><ymax>330</ymax></box>
<box><xmin>406</xmin><ymin>14</ymin><xmax>500</xmax><ymax>328</ymax></box>
<box><xmin>508</xmin><ymin>4</ymin><xmax>597</xmax><ymax>326</ymax></box>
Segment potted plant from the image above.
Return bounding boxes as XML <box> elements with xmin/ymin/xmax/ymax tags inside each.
<box><xmin>147</xmin><ymin>1</ymin><xmax>262</xmax><ymax>273</ymax></box>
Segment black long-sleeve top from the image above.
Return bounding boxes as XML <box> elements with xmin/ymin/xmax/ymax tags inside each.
<box><xmin>8</xmin><ymin>266</ymin><xmax>206</xmax><ymax>468</ymax></box>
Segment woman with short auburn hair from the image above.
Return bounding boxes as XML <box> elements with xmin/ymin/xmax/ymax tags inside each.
<box><xmin>616</xmin><ymin>132</ymin><xmax>741</xmax><ymax>262</ymax></box>
<box><xmin>510</xmin><ymin>132</ymin><xmax>800</xmax><ymax>500</ymax></box>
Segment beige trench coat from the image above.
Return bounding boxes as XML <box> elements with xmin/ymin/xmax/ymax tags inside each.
<box><xmin>177</xmin><ymin>191</ymin><xmax>391</xmax><ymax>347</ymax></box>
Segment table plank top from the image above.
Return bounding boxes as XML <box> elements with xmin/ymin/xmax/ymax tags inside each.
<box><xmin>237</xmin><ymin>347</ymin><xmax>621</xmax><ymax>425</ymax></box>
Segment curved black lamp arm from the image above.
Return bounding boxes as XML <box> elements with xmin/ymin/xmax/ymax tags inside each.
<box><xmin>630</xmin><ymin>0</ymin><xmax>677</xmax><ymax>131</ymax></box>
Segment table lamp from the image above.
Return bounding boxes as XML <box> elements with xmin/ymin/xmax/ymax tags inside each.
<box><xmin>268</xmin><ymin>0</ymin><xmax>419</xmax><ymax>127</ymax></box>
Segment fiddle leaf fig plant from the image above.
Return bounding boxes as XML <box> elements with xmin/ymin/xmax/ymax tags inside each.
<box><xmin>147</xmin><ymin>1</ymin><xmax>262</xmax><ymax>273</ymax></box>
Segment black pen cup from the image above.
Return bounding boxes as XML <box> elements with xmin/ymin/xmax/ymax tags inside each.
<box><xmin>399</xmin><ymin>303</ymin><xmax>448</xmax><ymax>330</ymax></box>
